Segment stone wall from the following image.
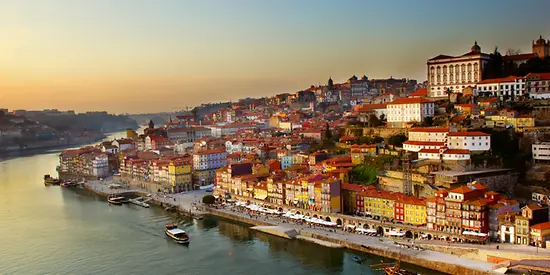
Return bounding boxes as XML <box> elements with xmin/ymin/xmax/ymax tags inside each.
<box><xmin>300</xmin><ymin>231</ymin><xmax>492</xmax><ymax>275</ymax></box>
<box><xmin>362</xmin><ymin>127</ymin><xmax>407</xmax><ymax>138</ymax></box>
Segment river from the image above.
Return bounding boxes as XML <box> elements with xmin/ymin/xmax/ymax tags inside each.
<box><xmin>0</xmin><ymin>131</ymin><xmax>445</xmax><ymax>275</ymax></box>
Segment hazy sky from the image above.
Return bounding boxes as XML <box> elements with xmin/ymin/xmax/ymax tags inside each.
<box><xmin>1</xmin><ymin>0</ymin><xmax>549</xmax><ymax>114</ymax></box>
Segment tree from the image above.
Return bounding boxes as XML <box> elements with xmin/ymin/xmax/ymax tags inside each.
<box><xmin>446</xmin><ymin>103</ymin><xmax>456</xmax><ymax>115</ymax></box>
<box><xmin>505</xmin><ymin>48</ymin><xmax>522</xmax><ymax>56</ymax></box>
<box><xmin>323</xmin><ymin>122</ymin><xmax>332</xmax><ymax>140</ymax></box>
<box><xmin>423</xmin><ymin>116</ymin><xmax>434</xmax><ymax>127</ymax></box>
<box><xmin>191</xmin><ymin>107</ymin><xmax>199</xmax><ymax>121</ymax></box>
<box><xmin>388</xmin><ymin>133</ymin><xmax>407</xmax><ymax>148</ymax></box>
<box><xmin>483</xmin><ymin>47</ymin><xmax>504</xmax><ymax>79</ymax></box>
<box><xmin>202</xmin><ymin>195</ymin><xmax>216</xmax><ymax>204</ymax></box>
<box><xmin>349</xmin><ymin>165</ymin><xmax>378</xmax><ymax>185</ymax></box>
<box><xmin>379</xmin><ymin>114</ymin><xmax>386</xmax><ymax>121</ymax></box>
<box><xmin>368</xmin><ymin>114</ymin><xmax>382</xmax><ymax>127</ymax></box>
<box><xmin>373</xmin><ymin>136</ymin><xmax>384</xmax><ymax>143</ymax></box>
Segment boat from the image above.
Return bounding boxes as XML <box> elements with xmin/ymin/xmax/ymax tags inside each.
<box><xmin>371</xmin><ymin>260</ymin><xmax>420</xmax><ymax>275</ymax></box>
<box><xmin>44</xmin><ymin>174</ymin><xmax>61</xmax><ymax>185</ymax></box>
<box><xmin>352</xmin><ymin>256</ymin><xmax>363</xmax><ymax>264</ymax></box>
<box><xmin>107</xmin><ymin>195</ymin><xmax>126</xmax><ymax>205</ymax></box>
<box><xmin>164</xmin><ymin>224</ymin><xmax>190</xmax><ymax>244</ymax></box>
<box><xmin>128</xmin><ymin>197</ymin><xmax>150</xmax><ymax>208</ymax></box>
<box><xmin>60</xmin><ymin>181</ymin><xmax>77</xmax><ymax>188</ymax></box>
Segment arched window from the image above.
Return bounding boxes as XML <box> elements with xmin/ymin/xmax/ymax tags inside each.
<box><xmin>467</xmin><ymin>63</ymin><xmax>472</xmax><ymax>72</ymax></box>
<box><xmin>443</xmin><ymin>65</ymin><xmax>447</xmax><ymax>74</ymax></box>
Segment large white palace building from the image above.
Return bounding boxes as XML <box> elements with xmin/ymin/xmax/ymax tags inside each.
<box><xmin>427</xmin><ymin>42</ymin><xmax>490</xmax><ymax>98</ymax></box>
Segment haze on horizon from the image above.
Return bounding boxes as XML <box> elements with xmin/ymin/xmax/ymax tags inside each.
<box><xmin>0</xmin><ymin>0</ymin><xmax>549</xmax><ymax>114</ymax></box>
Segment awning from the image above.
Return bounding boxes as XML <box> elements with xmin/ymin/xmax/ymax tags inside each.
<box><xmin>254</xmin><ymin>194</ymin><xmax>268</xmax><ymax>200</ymax></box>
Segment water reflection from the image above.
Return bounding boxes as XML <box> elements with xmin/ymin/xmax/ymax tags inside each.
<box><xmin>216</xmin><ymin>218</ymin><xmax>255</xmax><ymax>242</ymax></box>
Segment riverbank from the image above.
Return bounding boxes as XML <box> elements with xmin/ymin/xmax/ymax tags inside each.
<box><xmin>77</xmin><ymin>178</ymin><xmax>498</xmax><ymax>275</ymax></box>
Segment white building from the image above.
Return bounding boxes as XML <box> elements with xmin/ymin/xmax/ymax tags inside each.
<box><xmin>533</xmin><ymin>143</ymin><xmax>550</xmax><ymax>162</ymax></box>
<box><xmin>208</xmin><ymin>123</ymin><xmax>257</xmax><ymax>137</ymax></box>
<box><xmin>418</xmin><ymin>148</ymin><xmax>471</xmax><ymax>160</ymax></box>
<box><xmin>407</xmin><ymin>127</ymin><xmax>449</xmax><ymax>142</ymax></box>
<box><xmin>112</xmin><ymin>139</ymin><xmax>135</xmax><ymax>151</ymax></box>
<box><xmin>91</xmin><ymin>154</ymin><xmax>110</xmax><ymax>178</ymax></box>
<box><xmin>526</xmin><ymin>72</ymin><xmax>550</xmax><ymax>99</ymax></box>
<box><xmin>475</xmin><ymin>76</ymin><xmax>526</xmax><ymax>99</ymax></box>
<box><xmin>446</xmin><ymin>131</ymin><xmax>491</xmax><ymax>152</ymax></box>
<box><xmin>386</xmin><ymin>97</ymin><xmax>434</xmax><ymax>128</ymax></box>
<box><xmin>167</xmin><ymin>127</ymin><xmax>211</xmax><ymax>142</ymax></box>
<box><xmin>192</xmin><ymin>149</ymin><xmax>227</xmax><ymax>171</ymax></box>
<box><xmin>427</xmin><ymin>42</ymin><xmax>490</xmax><ymax>98</ymax></box>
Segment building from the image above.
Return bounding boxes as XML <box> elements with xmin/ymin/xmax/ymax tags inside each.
<box><xmin>403</xmin><ymin>196</ymin><xmax>427</xmax><ymax>226</ymax></box>
<box><xmin>530</xmin><ymin>221</ymin><xmax>550</xmax><ymax>248</ymax></box>
<box><xmin>532</xmin><ymin>35</ymin><xmax>549</xmax><ymax>58</ymax></box>
<box><xmin>192</xmin><ymin>149</ymin><xmax>227</xmax><ymax>187</ymax></box>
<box><xmin>526</xmin><ymin>72</ymin><xmax>550</xmax><ymax>99</ymax></box>
<box><xmin>167</xmin><ymin>127</ymin><xmax>211</xmax><ymax>143</ymax></box>
<box><xmin>533</xmin><ymin>143</ymin><xmax>550</xmax><ymax>163</ymax></box>
<box><xmin>168</xmin><ymin>160</ymin><xmax>192</xmax><ymax>192</ymax></box>
<box><xmin>356</xmin><ymin>103</ymin><xmax>388</xmax><ymax>121</ymax></box>
<box><xmin>427</xmin><ymin>42</ymin><xmax>489</xmax><ymax>98</ymax></box>
<box><xmin>386</xmin><ymin>98</ymin><xmax>435</xmax><ymax>128</ymax></box>
<box><xmin>485</xmin><ymin>109</ymin><xmax>535</xmax><ymax>131</ymax></box>
<box><xmin>475</xmin><ymin>76</ymin><xmax>526</xmax><ymax>99</ymax></box>
<box><xmin>350</xmin><ymin>144</ymin><xmax>377</xmax><ymax>165</ymax></box>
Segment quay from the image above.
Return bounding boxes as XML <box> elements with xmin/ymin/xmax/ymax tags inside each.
<box><xmin>77</xmin><ymin>177</ymin><xmax>512</xmax><ymax>275</ymax></box>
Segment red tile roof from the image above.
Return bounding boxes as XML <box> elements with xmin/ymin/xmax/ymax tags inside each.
<box><xmin>447</xmin><ymin>131</ymin><xmax>490</xmax><ymax>137</ymax></box>
<box><xmin>403</xmin><ymin>141</ymin><xmax>445</xmax><ymax>146</ymax></box>
<box><xmin>531</xmin><ymin>221</ymin><xmax>550</xmax><ymax>230</ymax></box>
<box><xmin>409</xmin><ymin>127</ymin><xmax>450</xmax><ymax>133</ymax></box>
<box><xmin>409</xmin><ymin>88</ymin><xmax>428</xmax><ymax>97</ymax></box>
<box><xmin>389</xmin><ymin>97</ymin><xmax>433</xmax><ymax>105</ymax></box>
<box><xmin>477</xmin><ymin>76</ymin><xmax>522</xmax><ymax>85</ymax></box>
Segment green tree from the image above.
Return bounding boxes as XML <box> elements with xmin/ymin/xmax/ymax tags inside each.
<box><xmin>202</xmin><ymin>195</ymin><xmax>216</xmax><ymax>204</ymax></box>
<box><xmin>373</xmin><ymin>136</ymin><xmax>384</xmax><ymax>143</ymax></box>
<box><xmin>379</xmin><ymin>114</ymin><xmax>386</xmax><ymax>121</ymax></box>
<box><xmin>388</xmin><ymin>133</ymin><xmax>407</xmax><ymax>148</ymax></box>
<box><xmin>349</xmin><ymin>165</ymin><xmax>378</xmax><ymax>185</ymax></box>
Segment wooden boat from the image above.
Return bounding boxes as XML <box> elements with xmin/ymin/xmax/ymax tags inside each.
<box><xmin>371</xmin><ymin>260</ymin><xmax>420</xmax><ymax>275</ymax></box>
<box><xmin>44</xmin><ymin>174</ymin><xmax>61</xmax><ymax>185</ymax></box>
<box><xmin>165</xmin><ymin>224</ymin><xmax>190</xmax><ymax>244</ymax></box>
<box><xmin>107</xmin><ymin>195</ymin><xmax>126</xmax><ymax>205</ymax></box>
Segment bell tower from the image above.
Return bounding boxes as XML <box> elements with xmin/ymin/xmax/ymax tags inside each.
<box><xmin>532</xmin><ymin>35</ymin><xmax>549</xmax><ymax>58</ymax></box>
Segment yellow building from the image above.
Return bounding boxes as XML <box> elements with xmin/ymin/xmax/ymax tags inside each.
<box><xmin>252</xmin><ymin>164</ymin><xmax>270</xmax><ymax>175</ymax></box>
<box><xmin>350</xmin><ymin>144</ymin><xmax>377</xmax><ymax>165</ymax></box>
<box><xmin>168</xmin><ymin>161</ymin><xmax>192</xmax><ymax>192</ymax></box>
<box><xmin>363</xmin><ymin>189</ymin><xmax>395</xmax><ymax>220</ymax></box>
<box><xmin>403</xmin><ymin>197</ymin><xmax>427</xmax><ymax>225</ymax></box>
<box><xmin>530</xmin><ymin>221</ymin><xmax>550</xmax><ymax>248</ymax></box>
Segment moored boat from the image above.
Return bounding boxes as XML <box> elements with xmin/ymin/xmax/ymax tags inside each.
<box><xmin>44</xmin><ymin>174</ymin><xmax>61</xmax><ymax>185</ymax></box>
<box><xmin>107</xmin><ymin>195</ymin><xmax>126</xmax><ymax>205</ymax></box>
<box><xmin>60</xmin><ymin>181</ymin><xmax>77</xmax><ymax>188</ymax></box>
<box><xmin>165</xmin><ymin>224</ymin><xmax>190</xmax><ymax>244</ymax></box>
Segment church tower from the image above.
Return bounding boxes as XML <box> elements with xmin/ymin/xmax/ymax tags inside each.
<box><xmin>532</xmin><ymin>36</ymin><xmax>549</xmax><ymax>58</ymax></box>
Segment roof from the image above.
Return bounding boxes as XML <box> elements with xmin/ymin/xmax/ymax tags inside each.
<box><xmin>388</xmin><ymin>97</ymin><xmax>433</xmax><ymax>105</ymax></box>
<box><xmin>476</xmin><ymin>75</ymin><xmax>522</xmax><ymax>85</ymax></box>
<box><xmin>525</xmin><ymin>72</ymin><xmax>550</xmax><ymax>80</ymax></box>
<box><xmin>409</xmin><ymin>127</ymin><xmax>449</xmax><ymax>133</ymax></box>
<box><xmin>167</xmin><ymin>228</ymin><xmax>187</xmax><ymax>235</ymax></box>
<box><xmin>429</xmin><ymin>54</ymin><xmax>454</xmax><ymax>60</ymax></box>
<box><xmin>502</xmin><ymin>53</ymin><xmax>537</xmax><ymax>61</ymax></box>
<box><xmin>531</xmin><ymin>221</ymin><xmax>550</xmax><ymax>230</ymax></box>
<box><xmin>404</xmin><ymin>140</ymin><xmax>445</xmax><ymax>146</ymax></box>
<box><xmin>357</xmin><ymin>103</ymin><xmax>388</xmax><ymax>112</ymax></box>
<box><xmin>447</xmin><ymin>131</ymin><xmax>490</xmax><ymax>137</ymax></box>
<box><xmin>409</xmin><ymin>88</ymin><xmax>428</xmax><ymax>97</ymax></box>
<box><xmin>455</xmin><ymin>104</ymin><xmax>476</xmax><ymax>108</ymax></box>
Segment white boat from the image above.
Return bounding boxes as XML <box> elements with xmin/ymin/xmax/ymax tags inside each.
<box><xmin>164</xmin><ymin>224</ymin><xmax>190</xmax><ymax>244</ymax></box>
<box><xmin>107</xmin><ymin>195</ymin><xmax>127</xmax><ymax>205</ymax></box>
<box><xmin>128</xmin><ymin>197</ymin><xmax>150</xmax><ymax>208</ymax></box>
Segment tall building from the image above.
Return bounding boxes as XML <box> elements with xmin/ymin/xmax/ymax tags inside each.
<box><xmin>427</xmin><ymin>42</ymin><xmax>490</xmax><ymax>98</ymax></box>
<box><xmin>533</xmin><ymin>35</ymin><xmax>550</xmax><ymax>58</ymax></box>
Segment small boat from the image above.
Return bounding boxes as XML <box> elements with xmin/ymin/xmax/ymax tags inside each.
<box><xmin>371</xmin><ymin>260</ymin><xmax>420</xmax><ymax>275</ymax></box>
<box><xmin>165</xmin><ymin>224</ymin><xmax>190</xmax><ymax>244</ymax></box>
<box><xmin>107</xmin><ymin>195</ymin><xmax>126</xmax><ymax>205</ymax></box>
<box><xmin>44</xmin><ymin>174</ymin><xmax>61</xmax><ymax>185</ymax></box>
<box><xmin>128</xmin><ymin>197</ymin><xmax>150</xmax><ymax>208</ymax></box>
<box><xmin>60</xmin><ymin>181</ymin><xmax>77</xmax><ymax>188</ymax></box>
<box><xmin>352</xmin><ymin>256</ymin><xmax>363</xmax><ymax>264</ymax></box>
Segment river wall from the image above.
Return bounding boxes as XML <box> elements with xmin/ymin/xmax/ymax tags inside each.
<box><xmin>80</xmin><ymin>185</ymin><xmax>492</xmax><ymax>275</ymax></box>
<box><xmin>300</xmin><ymin>231</ymin><xmax>490</xmax><ymax>275</ymax></box>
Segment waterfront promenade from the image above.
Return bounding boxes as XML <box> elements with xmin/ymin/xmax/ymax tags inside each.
<box><xmin>82</xmin><ymin>179</ymin><xmax>550</xmax><ymax>274</ymax></box>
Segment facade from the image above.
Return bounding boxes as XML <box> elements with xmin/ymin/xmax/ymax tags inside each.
<box><xmin>532</xmin><ymin>143</ymin><xmax>550</xmax><ymax>162</ymax></box>
<box><xmin>192</xmin><ymin>149</ymin><xmax>227</xmax><ymax>171</ymax></box>
<box><xmin>167</xmin><ymin>127</ymin><xmax>211</xmax><ymax>143</ymax></box>
<box><xmin>427</xmin><ymin>42</ymin><xmax>490</xmax><ymax>97</ymax></box>
<box><xmin>526</xmin><ymin>72</ymin><xmax>550</xmax><ymax>99</ymax></box>
<box><xmin>168</xmin><ymin>161</ymin><xmax>192</xmax><ymax>192</ymax></box>
<box><xmin>475</xmin><ymin>76</ymin><xmax>526</xmax><ymax>99</ymax></box>
<box><xmin>530</xmin><ymin>221</ymin><xmax>550</xmax><ymax>248</ymax></box>
<box><xmin>386</xmin><ymin>98</ymin><xmax>435</xmax><ymax>128</ymax></box>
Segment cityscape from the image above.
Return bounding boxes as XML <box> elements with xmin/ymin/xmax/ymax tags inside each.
<box><xmin>2</xmin><ymin>1</ymin><xmax>550</xmax><ymax>275</ymax></box>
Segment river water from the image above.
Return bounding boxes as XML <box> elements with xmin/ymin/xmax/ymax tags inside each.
<box><xmin>0</xmin><ymin>131</ymin><xmax>444</xmax><ymax>275</ymax></box>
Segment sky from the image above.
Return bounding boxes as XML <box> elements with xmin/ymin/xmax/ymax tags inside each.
<box><xmin>0</xmin><ymin>0</ymin><xmax>549</xmax><ymax>114</ymax></box>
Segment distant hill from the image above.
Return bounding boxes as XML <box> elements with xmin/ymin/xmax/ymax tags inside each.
<box><xmin>27</xmin><ymin>112</ymin><xmax>138</xmax><ymax>133</ymax></box>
